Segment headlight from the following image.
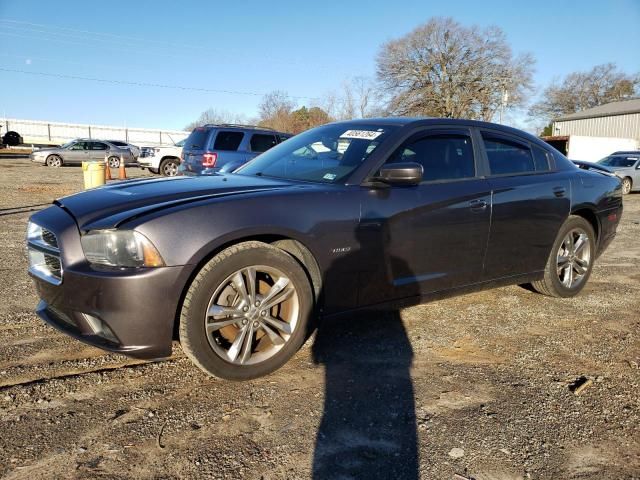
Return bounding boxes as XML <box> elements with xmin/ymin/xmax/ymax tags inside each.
<box><xmin>80</xmin><ymin>230</ymin><xmax>165</xmax><ymax>267</ymax></box>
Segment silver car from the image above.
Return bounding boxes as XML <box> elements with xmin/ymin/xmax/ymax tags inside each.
<box><xmin>30</xmin><ymin>139</ymin><xmax>134</xmax><ymax>168</ymax></box>
<box><xmin>106</xmin><ymin>140</ymin><xmax>141</xmax><ymax>160</ymax></box>
<box><xmin>598</xmin><ymin>151</ymin><xmax>640</xmax><ymax>194</ymax></box>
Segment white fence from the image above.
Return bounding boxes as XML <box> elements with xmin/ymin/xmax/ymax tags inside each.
<box><xmin>2</xmin><ymin>118</ymin><xmax>190</xmax><ymax>147</ymax></box>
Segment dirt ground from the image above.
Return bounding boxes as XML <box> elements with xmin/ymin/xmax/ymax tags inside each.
<box><xmin>0</xmin><ymin>158</ymin><xmax>639</xmax><ymax>480</ymax></box>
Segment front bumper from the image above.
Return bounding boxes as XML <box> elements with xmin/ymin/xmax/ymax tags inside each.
<box><xmin>28</xmin><ymin>205</ymin><xmax>189</xmax><ymax>359</ymax></box>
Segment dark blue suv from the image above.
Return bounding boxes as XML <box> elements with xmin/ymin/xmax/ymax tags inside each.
<box><xmin>179</xmin><ymin>124</ymin><xmax>292</xmax><ymax>175</ymax></box>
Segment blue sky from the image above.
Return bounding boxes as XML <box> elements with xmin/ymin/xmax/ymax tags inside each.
<box><xmin>0</xmin><ymin>0</ymin><xmax>638</xmax><ymax>130</ymax></box>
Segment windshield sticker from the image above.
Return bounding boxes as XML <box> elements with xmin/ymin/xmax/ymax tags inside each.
<box><xmin>340</xmin><ymin>129</ymin><xmax>383</xmax><ymax>140</ymax></box>
<box><xmin>323</xmin><ymin>173</ymin><xmax>337</xmax><ymax>181</ymax></box>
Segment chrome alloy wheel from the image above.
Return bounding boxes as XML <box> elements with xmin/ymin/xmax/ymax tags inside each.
<box><xmin>162</xmin><ymin>161</ymin><xmax>178</xmax><ymax>176</ymax></box>
<box><xmin>204</xmin><ymin>265</ymin><xmax>299</xmax><ymax>365</ymax></box>
<box><xmin>557</xmin><ymin>228</ymin><xmax>591</xmax><ymax>289</ymax></box>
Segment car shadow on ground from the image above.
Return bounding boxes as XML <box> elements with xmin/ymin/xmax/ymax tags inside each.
<box><xmin>310</xmin><ymin>213</ymin><xmax>419</xmax><ymax>479</ymax></box>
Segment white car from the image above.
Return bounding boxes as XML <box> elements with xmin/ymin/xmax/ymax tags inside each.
<box><xmin>138</xmin><ymin>139</ymin><xmax>185</xmax><ymax>176</ymax></box>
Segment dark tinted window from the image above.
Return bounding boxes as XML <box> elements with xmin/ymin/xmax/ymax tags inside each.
<box><xmin>483</xmin><ymin>135</ymin><xmax>535</xmax><ymax>175</ymax></box>
<box><xmin>250</xmin><ymin>134</ymin><xmax>277</xmax><ymax>152</ymax></box>
<box><xmin>184</xmin><ymin>128</ymin><xmax>210</xmax><ymax>150</ymax></box>
<box><xmin>389</xmin><ymin>134</ymin><xmax>475</xmax><ymax>182</ymax></box>
<box><xmin>532</xmin><ymin>145</ymin><xmax>551</xmax><ymax>171</ymax></box>
<box><xmin>213</xmin><ymin>131</ymin><xmax>244</xmax><ymax>151</ymax></box>
<box><xmin>90</xmin><ymin>142</ymin><xmax>108</xmax><ymax>150</ymax></box>
<box><xmin>108</xmin><ymin>140</ymin><xmax>127</xmax><ymax>147</ymax></box>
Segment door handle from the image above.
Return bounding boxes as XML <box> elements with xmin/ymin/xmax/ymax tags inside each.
<box><xmin>553</xmin><ymin>186</ymin><xmax>566</xmax><ymax>198</ymax></box>
<box><xmin>470</xmin><ymin>200</ymin><xmax>488</xmax><ymax>211</ymax></box>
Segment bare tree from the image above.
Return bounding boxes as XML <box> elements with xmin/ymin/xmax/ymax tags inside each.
<box><xmin>257</xmin><ymin>90</ymin><xmax>296</xmax><ymax>132</ymax></box>
<box><xmin>529</xmin><ymin>63</ymin><xmax>639</xmax><ymax>122</ymax></box>
<box><xmin>184</xmin><ymin>108</ymin><xmax>247</xmax><ymax>130</ymax></box>
<box><xmin>376</xmin><ymin>17</ymin><xmax>534</xmax><ymax>121</ymax></box>
<box><xmin>321</xmin><ymin>76</ymin><xmax>382</xmax><ymax>120</ymax></box>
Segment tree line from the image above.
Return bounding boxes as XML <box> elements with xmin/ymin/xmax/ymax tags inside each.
<box><xmin>186</xmin><ymin>17</ymin><xmax>639</xmax><ymax>135</ymax></box>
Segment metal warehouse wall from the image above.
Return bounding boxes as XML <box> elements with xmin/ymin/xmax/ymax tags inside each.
<box><xmin>554</xmin><ymin>113</ymin><xmax>640</xmax><ymax>141</ymax></box>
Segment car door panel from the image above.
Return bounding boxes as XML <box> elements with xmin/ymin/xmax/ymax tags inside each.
<box><xmin>480</xmin><ymin>131</ymin><xmax>571</xmax><ymax>279</ymax></box>
<box><xmin>357</xmin><ymin>129</ymin><xmax>491</xmax><ymax>306</ymax></box>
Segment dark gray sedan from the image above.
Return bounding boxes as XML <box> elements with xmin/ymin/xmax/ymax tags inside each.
<box><xmin>27</xmin><ymin>118</ymin><xmax>623</xmax><ymax>380</ymax></box>
<box><xmin>30</xmin><ymin>139</ymin><xmax>135</xmax><ymax>168</ymax></box>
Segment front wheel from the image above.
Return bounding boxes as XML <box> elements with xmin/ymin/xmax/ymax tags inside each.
<box><xmin>46</xmin><ymin>155</ymin><xmax>62</xmax><ymax>167</ymax></box>
<box><xmin>621</xmin><ymin>177</ymin><xmax>632</xmax><ymax>195</ymax></box>
<box><xmin>160</xmin><ymin>158</ymin><xmax>179</xmax><ymax>176</ymax></box>
<box><xmin>179</xmin><ymin>241</ymin><xmax>313</xmax><ymax>380</ymax></box>
<box><xmin>531</xmin><ymin>215</ymin><xmax>596</xmax><ymax>298</ymax></box>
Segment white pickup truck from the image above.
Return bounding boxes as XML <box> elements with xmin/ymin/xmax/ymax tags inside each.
<box><xmin>138</xmin><ymin>139</ymin><xmax>185</xmax><ymax>176</ymax></box>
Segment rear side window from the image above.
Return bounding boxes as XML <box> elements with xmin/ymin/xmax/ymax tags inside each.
<box><xmin>250</xmin><ymin>134</ymin><xmax>277</xmax><ymax>152</ymax></box>
<box><xmin>184</xmin><ymin>128</ymin><xmax>210</xmax><ymax>150</ymax></box>
<box><xmin>532</xmin><ymin>146</ymin><xmax>551</xmax><ymax>171</ymax></box>
<box><xmin>109</xmin><ymin>141</ymin><xmax>126</xmax><ymax>147</ymax></box>
<box><xmin>389</xmin><ymin>133</ymin><xmax>475</xmax><ymax>182</ymax></box>
<box><xmin>483</xmin><ymin>135</ymin><xmax>535</xmax><ymax>175</ymax></box>
<box><xmin>213</xmin><ymin>131</ymin><xmax>244</xmax><ymax>151</ymax></box>
<box><xmin>90</xmin><ymin>142</ymin><xmax>108</xmax><ymax>150</ymax></box>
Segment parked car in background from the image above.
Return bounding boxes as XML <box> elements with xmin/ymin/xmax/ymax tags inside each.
<box><xmin>27</xmin><ymin>118</ymin><xmax>622</xmax><ymax>380</ymax></box>
<box><xmin>106</xmin><ymin>140</ymin><xmax>141</xmax><ymax>161</ymax></box>
<box><xmin>29</xmin><ymin>139</ymin><xmax>135</xmax><ymax>167</ymax></box>
<box><xmin>138</xmin><ymin>139</ymin><xmax>185</xmax><ymax>176</ymax></box>
<box><xmin>179</xmin><ymin>124</ymin><xmax>291</xmax><ymax>176</ymax></box>
<box><xmin>597</xmin><ymin>151</ymin><xmax>640</xmax><ymax>194</ymax></box>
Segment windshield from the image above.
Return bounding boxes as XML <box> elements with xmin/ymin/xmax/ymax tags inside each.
<box><xmin>599</xmin><ymin>156</ymin><xmax>638</xmax><ymax>168</ymax></box>
<box><xmin>60</xmin><ymin>140</ymin><xmax>75</xmax><ymax>149</ymax></box>
<box><xmin>175</xmin><ymin>139</ymin><xmax>185</xmax><ymax>147</ymax></box>
<box><xmin>236</xmin><ymin>123</ymin><xmax>397</xmax><ymax>183</ymax></box>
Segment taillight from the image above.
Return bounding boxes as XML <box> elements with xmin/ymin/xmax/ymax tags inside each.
<box><xmin>202</xmin><ymin>152</ymin><xmax>217</xmax><ymax>168</ymax></box>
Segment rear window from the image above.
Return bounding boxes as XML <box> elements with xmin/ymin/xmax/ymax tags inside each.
<box><xmin>109</xmin><ymin>141</ymin><xmax>127</xmax><ymax>147</ymax></box>
<box><xmin>483</xmin><ymin>135</ymin><xmax>535</xmax><ymax>175</ymax></box>
<box><xmin>213</xmin><ymin>131</ymin><xmax>244</xmax><ymax>151</ymax></box>
<box><xmin>184</xmin><ymin>128</ymin><xmax>210</xmax><ymax>150</ymax></box>
<box><xmin>532</xmin><ymin>145</ymin><xmax>551</xmax><ymax>171</ymax></box>
<box><xmin>600</xmin><ymin>156</ymin><xmax>638</xmax><ymax>168</ymax></box>
<box><xmin>250</xmin><ymin>134</ymin><xmax>277</xmax><ymax>152</ymax></box>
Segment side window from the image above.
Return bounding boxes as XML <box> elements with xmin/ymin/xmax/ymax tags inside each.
<box><xmin>388</xmin><ymin>134</ymin><xmax>475</xmax><ymax>182</ymax></box>
<box><xmin>90</xmin><ymin>142</ymin><xmax>108</xmax><ymax>151</ymax></box>
<box><xmin>532</xmin><ymin>145</ymin><xmax>551</xmax><ymax>171</ymax></box>
<box><xmin>69</xmin><ymin>142</ymin><xmax>86</xmax><ymax>150</ymax></box>
<box><xmin>213</xmin><ymin>131</ymin><xmax>244</xmax><ymax>151</ymax></box>
<box><xmin>482</xmin><ymin>134</ymin><xmax>535</xmax><ymax>175</ymax></box>
<box><xmin>250</xmin><ymin>134</ymin><xmax>277</xmax><ymax>153</ymax></box>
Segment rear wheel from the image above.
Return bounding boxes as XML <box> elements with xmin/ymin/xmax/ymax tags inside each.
<box><xmin>108</xmin><ymin>156</ymin><xmax>120</xmax><ymax>168</ymax></box>
<box><xmin>179</xmin><ymin>241</ymin><xmax>313</xmax><ymax>380</ymax></box>
<box><xmin>46</xmin><ymin>155</ymin><xmax>62</xmax><ymax>167</ymax></box>
<box><xmin>160</xmin><ymin>158</ymin><xmax>179</xmax><ymax>176</ymax></box>
<box><xmin>621</xmin><ymin>177</ymin><xmax>632</xmax><ymax>195</ymax></box>
<box><xmin>531</xmin><ymin>215</ymin><xmax>595</xmax><ymax>297</ymax></box>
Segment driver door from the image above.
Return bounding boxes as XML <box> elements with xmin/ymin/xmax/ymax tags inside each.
<box><xmin>357</xmin><ymin>128</ymin><xmax>491</xmax><ymax>306</ymax></box>
<box><xmin>64</xmin><ymin>141</ymin><xmax>90</xmax><ymax>164</ymax></box>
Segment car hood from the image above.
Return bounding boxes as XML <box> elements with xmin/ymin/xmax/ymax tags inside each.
<box><xmin>55</xmin><ymin>174</ymin><xmax>300</xmax><ymax>231</ymax></box>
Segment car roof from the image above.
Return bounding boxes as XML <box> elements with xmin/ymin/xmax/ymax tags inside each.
<box><xmin>610</xmin><ymin>151</ymin><xmax>640</xmax><ymax>155</ymax></box>
<box><xmin>197</xmin><ymin>124</ymin><xmax>289</xmax><ymax>135</ymax></box>
<box><xmin>329</xmin><ymin>117</ymin><xmax>546</xmax><ymax>146</ymax></box>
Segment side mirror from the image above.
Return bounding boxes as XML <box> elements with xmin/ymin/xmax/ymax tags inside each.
<box><xmin>375</xmin><ymin>162</ymin><xmax>423</xmax><ymax>185</ymax></box>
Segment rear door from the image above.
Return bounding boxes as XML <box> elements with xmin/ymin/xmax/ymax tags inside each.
<box><xmin>479</xmin><ymin>129</ymin><xmax>571</xmax><ymax>279</ymax></box>
<box><xmin>209</xmin><ymin>130</ymin><xmax>245</xmax><ymax>170</ymax></box>
<box><xmin>88</xmin><ymin>141</ymin><xmax>109</xmax><ymax>161</ymax></box>
<box><xmin>248</xmin><ymin>133</ymin><xmax>278</xmax><ymax>161</ymax></box>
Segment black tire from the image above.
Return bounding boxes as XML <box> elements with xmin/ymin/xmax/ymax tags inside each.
<box><xmin>621</xmin><ymin>177</ymin><xmax>632</xmax><ymax>195</ymax></box>
<box><xmin>179</xmin><ymin>241</ymin><xmax>313</xmax><ymax>380</ymax></box>
<box><xmin>3</xmin><ymin>131</ymin><xmax>23</xmax><ymax>146</ymax></box>
<box><xmin>531</xmin><ymin>215</ymin><xmax>596</xmax><ymax>298</ymax></box>
<box><xmin>108</xmin><ymin>156</ymin><xmax>120</xmax><ymax>168</ymax></box>
<box><xmin>46</xmin><ymin>155</ymin><xmax>62</xmax><ymax>167</ymax></box>
<box><xmin>160</xmin><ymin>158</ymin><xmax>179</xmax><ymax>176</ymax></box>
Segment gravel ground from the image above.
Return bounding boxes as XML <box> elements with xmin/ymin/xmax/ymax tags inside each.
<box><xmin>1</xmin><ymin>158</ymin><xmax>639</xmax><ymax>480</ymax></box>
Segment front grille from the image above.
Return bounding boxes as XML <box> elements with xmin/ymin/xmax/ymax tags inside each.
<box><xmin>27</xmin><ymin>222</ymin><xmax>63</xmax><ymax>285</ymax></box>
<box><xmin>41</xmin><ymin>228</ymin><xmax>58</xmax><ymax>249</ymax></box>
